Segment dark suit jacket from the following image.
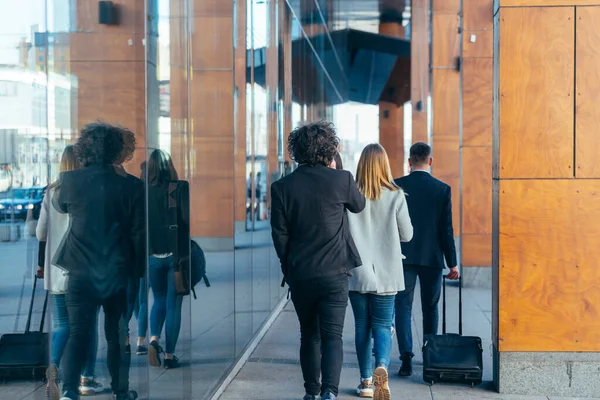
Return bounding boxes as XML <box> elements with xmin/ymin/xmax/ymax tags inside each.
<box><xmin>53</xmin><ymin>165</ymin><xmax>145</xmax><ymax>297</ymax></box>
<box><xmin>395</xmin><ymin>171</ymin><xmax>457</xmax><ymax>269</ymax></box>
<box><xmin>271</xmin><ymin>164</ymin><xmax>366</xmax><ymax>282</ymax></box>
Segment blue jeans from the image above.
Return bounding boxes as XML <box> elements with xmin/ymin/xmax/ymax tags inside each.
<box><xmin>51</xmin><ymin>293</ymin><xmax>98</xmax><ymax>377</ymax></box>
<box><xmin>149</xmin><ymin>256</ymin><xmax>183</xmax><ymax>354</ymax></box>
<box><xmin>349</xmin><ymin>292</ymin><xmax>395</xmax><ymax>379</ymax></box>
<box><xmin>126</xmin><ymin>277</ymin><xmax>148</xmax><ymax>338</ymax></box>
<box><xmin>395</xmin><ymin>265</ymin><xmax>443</xmax><ymax>357</ymax></box>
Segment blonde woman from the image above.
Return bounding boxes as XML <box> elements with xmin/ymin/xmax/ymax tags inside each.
<box><xmin>347</xmin><ymin>144</ymin><xmax>413</xmax><ymax>400</ymax></box>
<box><xmin>36</xmin><ymin>145</ymin><xmax>103</xmax><ymax>399</ymax></box>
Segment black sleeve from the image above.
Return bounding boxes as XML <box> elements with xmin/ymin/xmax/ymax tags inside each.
<box><xmin>270</xmin><ymin>183</ymin><xmax>289</xmax><ymax>279</ymax></box>
<box><xmin>38</xmin><ymin>241</ymin><xmax>46</xmax><ymax>268</ymax></box>
<box><xmin>345</xmin><ymin>171</ymin><xmax>366</xmax><ymax>214</ymax></box>
<box><xmin>131</xmin><ymin>180</ymin><xmax>146</xmax><ymax>278</ymax></box>
<box><xmin>440</xmin><ymin>186</ymin><xmax>458</xmax><ymax>268</ymax></box>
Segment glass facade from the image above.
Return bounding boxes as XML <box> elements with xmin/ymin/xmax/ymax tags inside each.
<box><xmin>0</xmin><ymin>0</ymin><xmax>403</xmax><ymax>398</ymax></box>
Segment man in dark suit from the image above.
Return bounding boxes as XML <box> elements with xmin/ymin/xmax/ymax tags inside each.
<box><xmin>394</xmin><ymin>142</ymin><xmax>459</xmax><ymax>377</ymax></box>
<box><xmin>271</xmin><ymin>121</ymin><xmax>365</xmax><ymax>400</ymax></box>
<box><xmin>54</xmin><ymin>122</ymin><xmax>144</xmax><ymax>400</ymax></box>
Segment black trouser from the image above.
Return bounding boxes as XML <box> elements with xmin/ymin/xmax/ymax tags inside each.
<box><xmin>62</xmin><ymin>279</ymin><xmax>130</xmax><ymax>398</ymax></box>
<box><xmin>290</xmin><ymin>273</ymin><xmax>349</xmax><ymax>397</ymax></box>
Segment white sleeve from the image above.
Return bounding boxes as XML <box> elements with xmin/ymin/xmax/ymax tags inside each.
<box><xmin>36</xmin><ymin>190</ymin><xmax>50</xmax><ymax>241</ymax></box>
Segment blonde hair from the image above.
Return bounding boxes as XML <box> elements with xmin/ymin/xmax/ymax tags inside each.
<box><xmin>51</xmin><ymin>145</ymin><xmax>81</xmax><ymax>189</ymax></box>
<box><xmin>59</xmin><ymin>145</ymin><xmax>81</xmax><ymax>173</ymax></box>
<box><xmin>356</xmin><ymin>143</ymin><xmax>399</xmax><ymax>200</ymax></box>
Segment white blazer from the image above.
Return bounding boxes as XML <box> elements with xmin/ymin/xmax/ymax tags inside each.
<box><xmin>36</xmin><ymin>187</ymin><xmax>69</xmax><ymax>293</ymax></box>
<box><xmin>347</xmin><ymin>187</ymin><xmax>413</xmax><ymax>293</ymax></box>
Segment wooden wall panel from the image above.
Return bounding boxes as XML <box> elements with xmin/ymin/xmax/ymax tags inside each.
<box><xmin>462</xmin><ymin>147</ymin><xmax>493</xmax><ymax>235</ymax></box>
<box><xmin>433</xmin><ymin>70</ymin><xmax>460</xmax><ymax>139</ymax></box>
<box><xmin>411</xmin><ymin>0</ymin><xmax>430</xmax><ymax>144</ymax></box>
<box><xmin>433</xmin><ymin>15</ymin><xmax>461</xmax><ymax>68</ymax></box>
<box><xmin>462</xmin><ymin>29</ymin><xmax>493</xmax><ymax>58</ymax></box>
<box><xmin>576</xmin><ymin>6</ymin><xmax>600</xmax><ymax>178</ymax></box>
<box><xmin>499</xmin><ymin>7</ymin><xmax>574</xmax><ymax>179</ymax></box>
<box><xmin>192</xmin><ymin>17</ymin><xmax>234</xmax><ymax>69</ymax></box>
<box><xmin>462</xmin><ymin>234</ymin><xmax>492</xmax><ymax>267</ymax></box>
<box><xmin>500</xmin><ymin>0</ymin><xmax>600</xmax><ymax>6</ymax></box>
<box><xmin>499</xmin><ymin>180</ymin><xmax>600</xmax><ymax>351</ymax></box>
<box><xmin>432</xmin><ymin>0</ymin><xmax>461</xmax><ymax>13</ymax></box>
<box><xmin>234</xmin><ymin>0</ymin><xmax>247</xmax><ymax>224</ymax></box>
<box><xmin>70</xmin><ymin>33</ymin><xmax>145</xmax><ymax>62</ymax></box>
<box><xmin>193</xmin><ymin>0</ymin><xmax>233</xmax><ymax>16</ymax></box>
<box><xmin>463</xmin><ymin>58</ymin><xmax>493</xmax><ymax>147</ymax></box>
<box><xmin>463</xmin><ymin>0</ymin><xmax>494</xmax><ymax>30</ymax></box>
<box><xmin>190</xmin><ymin>71</ymin><xmax>234</xmax><ymax>137</ymax></box>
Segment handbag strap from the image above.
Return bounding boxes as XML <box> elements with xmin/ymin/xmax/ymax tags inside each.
<box><xmin>167</xmin><ymin>182</ymin><xmax>179</xmax><ymax>268</ymax></box>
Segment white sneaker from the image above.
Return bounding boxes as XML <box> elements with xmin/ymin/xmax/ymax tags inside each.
<box><xmin>357</xmin><ymin>378</ymin><xmax>374</xmax><ymax>398</ymax></box>
<box><xmin>79</xmin><ymin>376</ymin><xmax>105</xmax><ymax>395</ymax></box>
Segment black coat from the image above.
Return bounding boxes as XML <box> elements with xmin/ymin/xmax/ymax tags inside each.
<box><xmin>271</xmin><ymin>164</ymin><xmax>366</xmax><ymax>282</ymax></box>
<box><xmin>394</xmin><ymin>171</ymin><xmax>457</xmax><ymax>269</ymax></box>
<box><xmin>53</xmin><ymin>165</ymin><xmax>145</xmax><ymax>297</ymax></box>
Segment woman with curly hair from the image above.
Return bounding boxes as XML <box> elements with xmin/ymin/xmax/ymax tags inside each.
<box><xmin>54</xmin><ymin>121</ymin><xmax>144</xmax><ymax>400</ymax></box>
<box><xmin>271</xmin><ymin>121</ymin><xmax>366</xmax><ymax>400</ymax></box>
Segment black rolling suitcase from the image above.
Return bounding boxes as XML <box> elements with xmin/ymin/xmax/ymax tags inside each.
<box><xmin>422</xmin><ymin>275</ymin><xmax>483</xmax><ymax>386</ymax></box>
<box><xmin>0</xmin><ymin>276</ymin><xmax>49</xmax><ymax>381</ymax></box>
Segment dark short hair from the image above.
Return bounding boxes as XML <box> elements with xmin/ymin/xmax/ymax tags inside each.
<box><xmin>147</xmin><ymin>149</ymin><xmax>178</xmax><ymax>186</ymax></box>
<box><xmin>409</xmin><ymin>142</ymin><xmax>431</xmax><ymax>165</ymax></box>
<box><xmin>74</xmin><ymin>122</ymin><xmax>127</xmax><ymax>166</ymax></box>
<box><xmin>116</xmin><ymin>128</ymin><xmax>136</xmax><ymax>165</ymax></box>
<box><xmin>288</xmin><ymin>121</ymin><xmax>340</xmax><ymax>167</ymax></box>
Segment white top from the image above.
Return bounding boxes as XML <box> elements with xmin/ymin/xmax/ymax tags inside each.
<box><xmin>36</xmin><ymin>187</ymin><xmax>70</xmax><ymax>293</ymax></box>
<box><xmin>347</xmin><ymin>188</ymin><xmax>413</xmax><ymax>294</ymax></box>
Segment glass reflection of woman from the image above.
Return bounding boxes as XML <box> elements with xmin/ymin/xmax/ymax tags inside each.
<box><xmin>146</xmin><ymin>149</ymin><xmax>188</xmax><ymax>369</ymax></box>
<box><xmin>36</xmin><ymin>145</ymin><xmax>103</xmax><ymax>399</ymax></box>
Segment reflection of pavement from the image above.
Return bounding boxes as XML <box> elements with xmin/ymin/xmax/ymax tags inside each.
<box><xmin>223</xmin><ymin>285</ymin><xmax>571</xmax><ymax>400</ymax></box>
<box><xmin>0</xmin><ymin>236</ymin><xmax>286</xmax><ymax>400</ymax></box>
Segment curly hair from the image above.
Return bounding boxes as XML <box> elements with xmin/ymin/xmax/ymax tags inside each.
<box><xmin>287</xmin><ymin>121</ymin><xmax>340</xmax><ymax>166</ymax></box>
<box><xmin>74</xmin><ymin>121</ymin><xmax>126</xmax><ymax>167</ymax></box>
<box><xmin>116</xmin><ymin>127</ymin><xmax>136</xmax><ymax>165</ymax></box>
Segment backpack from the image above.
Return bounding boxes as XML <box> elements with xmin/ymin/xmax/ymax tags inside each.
<box><xmin>167</xmin><ymin>182</ymin><xmax>210</xmax><ymax>299</ymax></box>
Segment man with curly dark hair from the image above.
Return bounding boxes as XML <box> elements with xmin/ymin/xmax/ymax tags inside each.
<box><xmin>54</xmin><ymin>121</ymin><xmax>144</xmax><ymax>400</ymax></box>
<box><xmin>271</xmin><ymin>121</ymin><xmax>366</xmax><ymax>400</ymax></box>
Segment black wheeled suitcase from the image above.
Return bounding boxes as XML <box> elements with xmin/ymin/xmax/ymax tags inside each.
<box><xmin>422</xmin><ymin>275</ymin><xmax>483</xmax><ymax>387</ymax></box>
<box><xmin>0</xmin><ymin>276</ymin><xmax>49</xmax><ymax>381</ymax></box>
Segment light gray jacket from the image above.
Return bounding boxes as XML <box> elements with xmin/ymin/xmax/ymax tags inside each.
<box><xmin>36</xmin><ymin>187</ymin><xmax>69</xmax><ymax>293</ymax></box>
<box><xmin>347</xmin><ymin>188</ymin><xmax>413</xmax><ymax>293</ymax></box>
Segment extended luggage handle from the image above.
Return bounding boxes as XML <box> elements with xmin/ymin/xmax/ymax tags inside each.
<box><xmin>25</xmin><ymin>276</ymin><xmax>49</xmax><ymax>334</ymax></box>
<box><xmin>442</xmin><ymin>274</ymin><xmax>462</xmax><ymax>336</ymax></box>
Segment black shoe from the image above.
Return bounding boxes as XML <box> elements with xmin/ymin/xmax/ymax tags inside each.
<box><xmin>149</xmin><ymin>340</ymin><xmax>163</xmax><ymax>367</ymax></box>
<box><xmin>113</xmin><ymin>390</ymin><xmax>138</xmax><ymax>400</ymax></box>
<box><xmin>302</xmin><ymin>395</ymin><xmax>317</xmax><ymax>400</ymax></box>
<box><xmin>125</xmin><ymin>344</ymin><xmax>131</xmax><ymax>355</ymax></box>
<box><xmin>322</xmin><ymin>392</ymin><xmax>337</xmax><ymax>400</ymax></box>
<box><xmin>59</xmin><ymin>391</ymin><xmax>77</xmax><ymax>400</ymax></box>
<box><xmin>164</xmin><ymin>355</ymin><xmax>179</xmax><ymax>369</ymax></box>
<box><xmin>136</xmin><ymin>345</ymin><xmax>148</xmax><ymax>355</ymax></box>
<box><xmin>399</xmin><ymin>353</ymin><xmax>413</xmax><ymax>377</ymax></box>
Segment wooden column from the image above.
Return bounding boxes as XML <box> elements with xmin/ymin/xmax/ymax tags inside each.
<box><xmin>411</xmin><ymin>0</ymin><xmax>430</xmax><ymax>144</ymax></box>
<box><xmin>495</xmin><ymin>2</ymin><xmax>600</xmax><ymax>396</ymax></box>
<box><xmin>187</xmin><ymin>0</ymin><xmax>235</xmax><ymax>241</ymax></box>
<box><xmin>265</xmin><ymin>0</ymin><xmax>280</xmax><ymax>216</ymax></box>
<box><xmin>431</xmin><ymin>0</ymin><xmax>461</xmax><ymax>235</ymax></box>
<box><xmin>461</xmin><ymin>0</ymin><xmax>494</xmax><ymax>268</ymax></box>
<box><xmin>71</xmin><ymin>0</ymin><xmax>146</xmax><ymax>176</ymax></box>
<box><xmin>379</xmin><ymin>21</ymin><xmax>405</xmax><ymax>178</ymax></box>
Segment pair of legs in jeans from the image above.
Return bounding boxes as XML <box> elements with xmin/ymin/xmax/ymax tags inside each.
<box><xmin>349</xmin><ymin>293</ymin><xmax>395</xmax><ymax>378</ymax></box>
<box><xmin>148</xmin><ymin>255</ymin><xmax>183</xmax><ymax>365</ymax></box>
<box><xmin>395</xmin><ymin>265</ymin><xmax>443</xmax><ymax>358</ymax></box>
<box><xmin>125</xmin><ymin>277</ymin><xmax>148</xmax><ymax>351</ymax></box>
<box><xmin>61</xmin><ymin>279</ymin><xmax>131</xmax><ymax>399</ymax></box>
<box><xmin>50</xmin><ymin>293</ymin><xmax>98</xmax><ymax>376</ymax></box>
<box><xmin>290</xmin><ymin>274</ymin><xmax>349</xmax><ymax>398</ymax></box>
